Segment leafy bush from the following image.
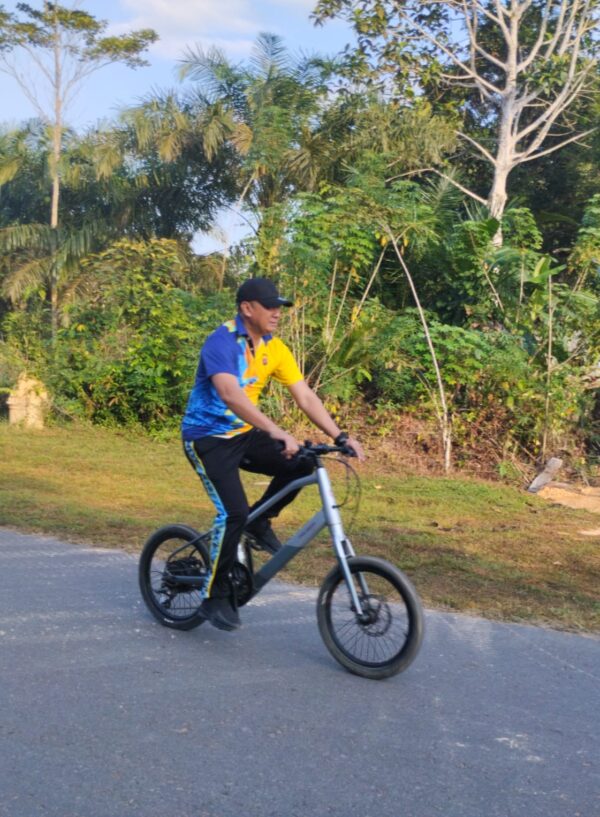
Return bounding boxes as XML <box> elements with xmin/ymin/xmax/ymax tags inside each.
<box><xmin>47</xmin><ymin>239</ymin><xmax>231</xmax><ymax>427</ymax></box>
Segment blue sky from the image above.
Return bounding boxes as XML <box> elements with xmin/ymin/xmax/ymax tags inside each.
<box><xmin>1</xmin><ymin>0</ymin><xmax>353</xmax><ymax>129</ymax></box>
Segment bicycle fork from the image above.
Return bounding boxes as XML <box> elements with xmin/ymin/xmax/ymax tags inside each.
<box><xmin>316</xmin><ymin>464</ymin><xmax>366</xmax><ymax>618</ymax></box>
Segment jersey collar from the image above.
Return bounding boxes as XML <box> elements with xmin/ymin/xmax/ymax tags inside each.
<box><xmin>234</xmin><ymin>313</ymin><xmax>273</xmax><ymax>342</ymax></box>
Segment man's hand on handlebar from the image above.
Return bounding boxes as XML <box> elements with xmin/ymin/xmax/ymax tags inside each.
<box><xmin>270</xmin><ymin>429</ymin><xmax>301</xmax><ymax>459</ymax></box>
<box><xmin>344</xmin><ymin>436</ymin><xmax>365</xmax><ymax>462</ymax></box>
<box><xmin>270</xmin><ymin>428</ymin><xmax>364</xmax><ymax>462</ymax></box>
<box><xmin>295</xmin><ymin>438</ymin><xmax>365</xmax><ymax>462</ymax></box>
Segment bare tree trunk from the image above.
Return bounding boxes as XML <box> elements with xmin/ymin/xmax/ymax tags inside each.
<box><xmin>387</xmin><ymin>230</ymin><xmax>452</xmax><ymax>473</ymax></box>
<box><xmin>487</xmin><ymin>69</ymin><xmax>517</xmax><ymax>241</ymax></box>
<box><xmin>363</xmin><ymin>0</ymin><xmax>599</xmax><ymax>241</ymax></box>
<box><xmin>487</xmin><ymin>164</ymin><xmax>509</xmax><ymax>222</ymax></box>
<box><xmin>541</xmin><ymin>273</ymin><xmax>554</xmax><ymax>461</ymax></box>
<box><xmin>49</xmin><ymin>2</ymin><xmax>61</xmax><ymax>344</ymax></box>
<box><xmin>218</xmin><ymin>172</ymin><xmax>257</xmax><ymax>289</ymax></box>
<box><xmin>50</xmin><ymin>104</ymin><xmax>61</xmax><ymax>343</ymax></box>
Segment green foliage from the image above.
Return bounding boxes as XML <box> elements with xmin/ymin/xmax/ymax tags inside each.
<box><xmin>179</xmin><ymin>33</ymin><xmax>334</xmax><ymax>213</ymax></box>
<box><xmin>0</xmin><ymin>298</ymin><xmax>47</xmax><ymax>385</ymax></box>
<box><xmin>0</xmin><ymin>3</ymin><xmax>158</xmax><ymax>68</ymax></box>
<box><xmin>569</xmin><ymin>193</ymin><xmax>600</xmax><ymax>291</ymax></box>
<box><xmin>249</xmin><ymin>171</ymin><xmax>599</xmax><ymax>462</ymax></box>
<box><xmin>502</xmin><ymin>207</ymin><xmax>543</xmax><ymax>251</ymax></box>
<box><xmin>3</xmin><ymin>239</ymin><xmax>230</xmax><ymax>428</ymax></box>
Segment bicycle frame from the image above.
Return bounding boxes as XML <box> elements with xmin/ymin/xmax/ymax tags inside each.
<box><xmin>243</xmin><ymin>457</ymin><xmax>365</xmax><ymax>615</ymax></box>
<box><xmin>173</xmin><ymin>456</ymin><xmax>366</xmax><ymax>615</ymax></box>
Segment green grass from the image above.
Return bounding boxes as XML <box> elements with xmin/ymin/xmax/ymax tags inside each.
<box><xmin>1</xmin><ymin>422</ymin><xmax>599</xmax><ymax>632</ymax></box>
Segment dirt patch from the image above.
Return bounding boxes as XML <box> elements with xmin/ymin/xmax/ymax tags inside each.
<box><xmin>538</xmin><ymin>484</ymin><xmax>600</xmax><ymax>536</ymax></box>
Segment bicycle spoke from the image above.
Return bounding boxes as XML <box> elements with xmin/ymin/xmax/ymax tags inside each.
<box><xmin>326</xmin><ymin>568</ymin><xmax>413</xmax><ymax>668</ymax></box>
<box><xmin>143</xmin><ymin>536</ymin><xmax>208</xmax><ymax>622</ymax></box>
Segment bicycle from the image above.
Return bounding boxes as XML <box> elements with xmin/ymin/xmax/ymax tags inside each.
<box><xmin>138</xmin><ymin>441</ymin><xmax>424</xmax><ymax>680</ymax></box>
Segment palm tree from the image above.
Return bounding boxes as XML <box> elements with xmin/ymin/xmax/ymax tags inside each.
<box><xmin>0</xmin><ymin>125</ymin><xmax>128</xmax><ymax>329</ymax></box>
<box><xmin>178</xmin><ymin>33</ymin><xmax>334</xmax><ymax>215</ymax></box>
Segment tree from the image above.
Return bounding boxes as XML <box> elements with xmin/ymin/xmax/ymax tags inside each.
<box><xmin>0</xmin><ymin>104</ymin><xmax>237</xmax><ymax>333</ymax></box>
<box><xmin>315</xmin><ymin>0</ymin><xmax>600</xmax><ymax>227</ymax></box>
<box><xmin>0</xmin><ymin>1</ymin><xmax>157</xmax><ymax>337</ymax></box>
<box><xmin>179</xmin><ymin>34</ymin><xmax>334</xmax><ymax>219</ymax></box>
<box><xmin>117</xmin><ymin>91</ymin><xmax>239</xmax><ymax>242</ymax></box>
<box><xmin>0</xmin><ymin>123</ymin><xmax>110</xmax><ymax>324</ymax></box>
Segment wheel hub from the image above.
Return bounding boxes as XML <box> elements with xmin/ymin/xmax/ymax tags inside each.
<box><xmin>163</xmin><ymin>555</ymin><xmax>206</xmax><ymax>593</ymax></box>
<box><xmin>357</xmin><ymin>595</ymin><xmax>392</xmax><ymax>636</ymax></box>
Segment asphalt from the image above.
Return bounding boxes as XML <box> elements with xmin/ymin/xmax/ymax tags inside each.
<box><xmin>0</xmin><ymin>527</ymin><xmax>598</xmax><ymax>817</ymax></box>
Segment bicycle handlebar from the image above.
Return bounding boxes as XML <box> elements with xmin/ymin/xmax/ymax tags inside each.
<box><xmin>296</xmin><ymin>440</ymin><xmax>358</xmax><ymax>460</ymax></box>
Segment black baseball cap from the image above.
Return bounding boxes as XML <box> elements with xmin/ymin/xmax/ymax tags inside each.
<box><xmin>236</xmin><ymin>277</ymin><xmax>293</xmax><ymax>308</ymax></box>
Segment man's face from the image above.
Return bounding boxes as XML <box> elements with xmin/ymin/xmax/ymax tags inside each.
<box><xmin>240</xmin><ymin>301</ymin><xmax>282</xmax><ymax>335</ymax></box>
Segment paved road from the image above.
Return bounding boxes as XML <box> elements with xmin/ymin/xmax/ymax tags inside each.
<box><xmin>0</xmin><ymin>528</ymin><xmax>598</xmax><ymax>817</ymax></box>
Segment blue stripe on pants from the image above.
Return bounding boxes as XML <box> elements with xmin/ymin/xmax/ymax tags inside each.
<box><xmin>183</xmin><ymin>440</ymin><xmax>227</xmax><ymax>599</ymax></box>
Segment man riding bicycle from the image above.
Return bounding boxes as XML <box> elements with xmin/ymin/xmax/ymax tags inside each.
<box><xmin>182</xmin><ymin>277</ymin><xmax>364</xmax><ymax>632</ymax></box>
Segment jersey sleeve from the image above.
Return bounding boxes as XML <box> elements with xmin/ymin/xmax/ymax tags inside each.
<box><xmin>271</xmin><ymin>340</ymin><xmax>304</xmax><ymax>387</ymax></box>
<box><xmin>201</xmin><ymin>330</ymin><xmax>239</xmax><ymax>378</ymax></box>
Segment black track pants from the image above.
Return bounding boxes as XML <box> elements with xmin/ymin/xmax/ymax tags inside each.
<box><xmin>183</xmin><ymin>429</ymin><xmax>312</xmax><ymax>598</ymax></box>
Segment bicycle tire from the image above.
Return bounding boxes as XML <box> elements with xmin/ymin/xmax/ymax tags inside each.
<box><xmin>317</xmin><ymin>556</ymin><xmax>424</xmax><ymax>680</ymax></box>
<box><xmin>139</xmin><ymin>524</ymin><xmax>211</xmax><ymax>630</ymax></box>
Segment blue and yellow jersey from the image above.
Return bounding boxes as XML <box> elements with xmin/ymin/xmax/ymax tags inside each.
<box><xmin>181</xmin><ymin>314</ymin><xmax>304</xmax><ymax>441</ymax></box>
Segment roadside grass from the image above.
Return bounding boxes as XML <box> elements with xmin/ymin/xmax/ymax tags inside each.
<box><xmin>1</xmin><ymin>423</ymin><xmax>599</xmax><ymax>632</ymax></box>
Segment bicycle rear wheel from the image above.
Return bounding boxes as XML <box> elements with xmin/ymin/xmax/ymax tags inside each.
<box><xmin>139</xmin><ymin>524</ymin><xmax>210</xmax><ymax>630</ymax></box>
<box><xmin>317</xmin><ymin>556</ymin><xmax>424</xmax><ymax>680</ymax></box>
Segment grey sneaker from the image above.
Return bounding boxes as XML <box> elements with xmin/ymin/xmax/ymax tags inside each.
<box><xmin>245</xmin><ymin>518</ymin><xmax>282</xmax><ymax>554</ymax></box>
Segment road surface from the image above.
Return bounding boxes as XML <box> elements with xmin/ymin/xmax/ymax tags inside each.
<box><xmin>0</xmin><ymin>528</ymin><xmax>598</xmax><ymax>817</ymax></box>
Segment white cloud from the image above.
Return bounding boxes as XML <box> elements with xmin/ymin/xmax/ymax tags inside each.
<box><xmin>124</xmin><ymin>0</ymin><xmax>258</xmax><ymax>34</ymax></box>
<box><xmin>110</xmin><ymin>0</ymin><xmax>338</xmax><ymax>61</ymax></box>
<box><xmin>118</xmin><ymin>0</ymin><xmax>266</xmax><ymax>59</ymax></box>
<box><xmin>263</xmin><ymin>0</ymin><xmax>315</xmax><ymax>7</ymax></box>
<box><xmin>101</xmin><ymin>0</ymin><xmax>353</xmax><ymax>67</ymax></box>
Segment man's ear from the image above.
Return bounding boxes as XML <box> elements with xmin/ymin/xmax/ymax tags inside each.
<box><xmin>239</xmin><ymin>301</ymin><xmax>251</xmax><ymax>318</ymax></box>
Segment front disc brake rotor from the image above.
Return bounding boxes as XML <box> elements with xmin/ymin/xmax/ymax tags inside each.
<box><xmin>359</xmin><ymin>595</ymin><xmax>392</xmax><ymax>636</ymax></box>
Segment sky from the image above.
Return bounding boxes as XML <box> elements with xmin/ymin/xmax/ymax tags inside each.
<box><xmin>1</xmin><ymin>0</ymin><xmax>353</xmax><ymax>128</ymax></box>
<box><xmin>0</xmin><ymin>1</ymin><xmax>354</xmax><ymax>251</ymax></box>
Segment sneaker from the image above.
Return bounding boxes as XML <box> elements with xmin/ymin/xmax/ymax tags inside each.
<box><xmin>245</xmin><ymin>518</ymin><xmax>282</xmax><ymax>555</ymax></box>
<box><xmin>199</xmin><ymin>596</ymin><xmax>241</xmax><ymax>631</ymax></box>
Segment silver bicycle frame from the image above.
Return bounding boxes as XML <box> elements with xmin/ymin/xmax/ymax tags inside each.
<box><xmin>249</xmin><ymin>460</ymin><xmax>364</xmax><ymax>615</ymax></box>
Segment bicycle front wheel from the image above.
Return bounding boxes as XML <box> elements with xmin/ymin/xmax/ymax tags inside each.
<box><xmin>317</xmin><ymin>556</ymin><xmax>424</xmax><ymax>680</ymax></box>
<box><xmin>139</xmin><ymin>524</ymin><xmax>210</xmax><ymax>630</ymax></box>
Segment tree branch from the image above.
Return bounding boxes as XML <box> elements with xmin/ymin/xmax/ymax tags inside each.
<box><xmin>517</xmin><ymin>128</ymin><xmax>596</xmax><ymax>162</ymax></box>
<box><xmin>0</xmin><ymin>59</ymin><xmax>48</xmax><ymax>120</ymax></box>
<box><xmin>19</xmin><ymin>43</ymin><xmax>54</xmax><ymax>85</ymax></box>
<box><xmin>397</xmin><ymin>8</ymin><xmax>504</xmax><ymax>96</ymax></box>
<box><xmin>466</xmin><ymin>0</ymin><xmax>506</xmax><ymax>29</ymax></box>
<box><xmin>388</xmin><ymin>166</ymin><xmax>487</xmax><ymax>204</ymax></box>
<box><xmin>557</xmin><ymin>0</ymin><xmax>586</xmax><ymax>57</ymax></box>
<box><xmin>355</xmin><ymin>247</ymin><xmax>386</xmax><ymax>319</ymax></box>
<box><xmin>519</xmin><ymin>0</ymin><xmax>565</xmax><ymax>70</ymax></box>
<box><xmin>456</xmin><ymin>130</ymin><xmax>496</xmax><ymax>164</ymax></box>
<box><xmin>492</xmin><ymin>0</ymin><xmax>512</xmax><ymax>38</ymax></box>
<box><xmin>460</xmin><ymin>0</ymin><xmax>507</xmax><ymax>73</ymax></box>
<box><xmin>514</xmin><ymin>63</ymin><xmax>592</xmax><ymax>145</ymax></box>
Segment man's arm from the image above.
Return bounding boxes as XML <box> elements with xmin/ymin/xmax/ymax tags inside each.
<box><xmin>288</xmin><ymin>380</ymin><xmax>365</xmax><ymax>460</ymax></box>
<box><xmin>212</xmin><ymin>373</ymin><xmax>300</xmax><ymax>457</ymax></box>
